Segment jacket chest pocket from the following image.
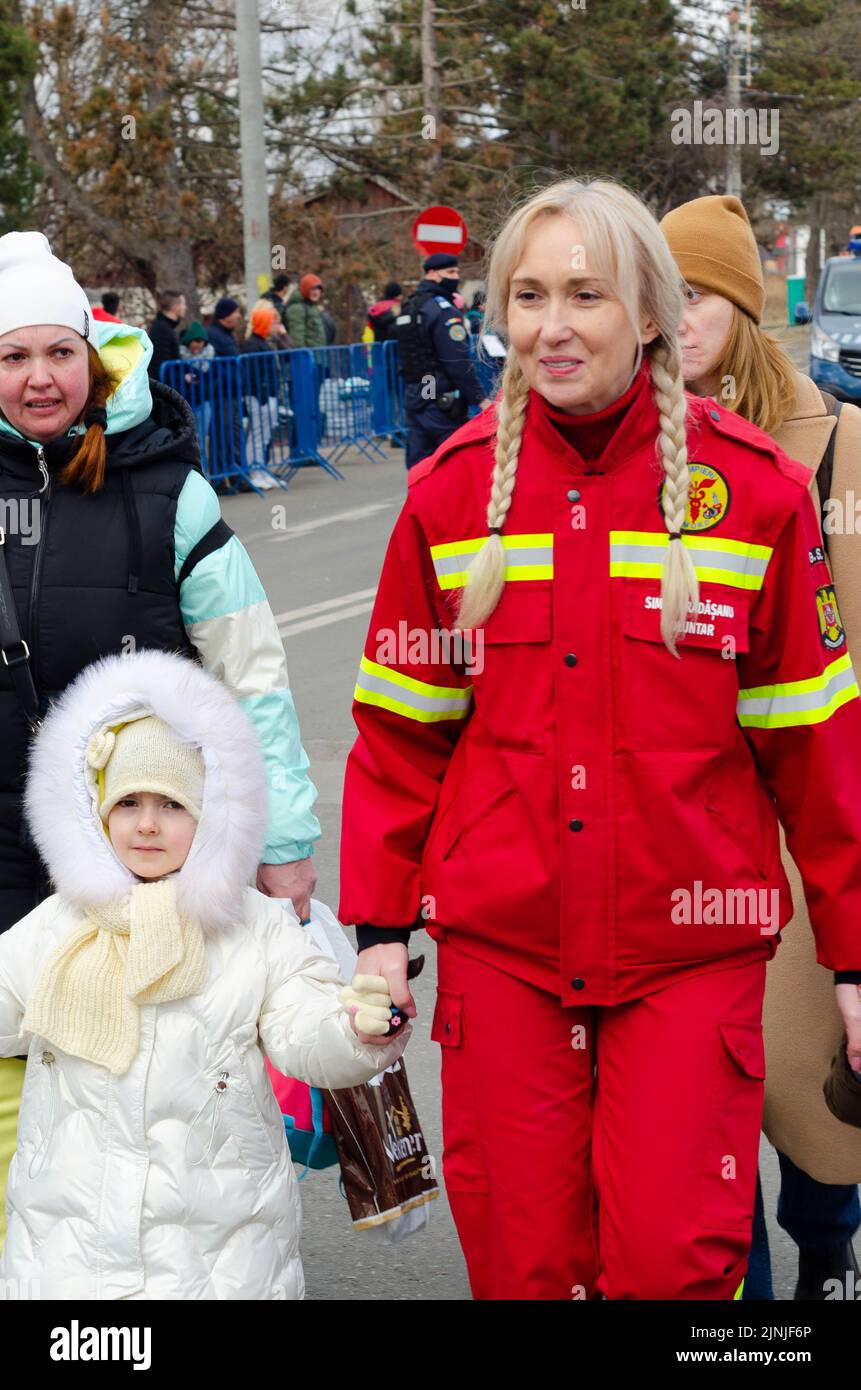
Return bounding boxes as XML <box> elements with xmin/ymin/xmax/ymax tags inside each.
<box><xmin>186</xmin><ymin>1055</ymin><xmax>281</xmax><ymax>1172</ymax></box>
<box><xmin>472</xmin><ymin>584</ymin><xmax>552</xmax><ymax>754</ymax></box>
<box><xmin>618</xmin><ymin>585</ymin><xmax>750</xmax><ymax>752</ymax></box>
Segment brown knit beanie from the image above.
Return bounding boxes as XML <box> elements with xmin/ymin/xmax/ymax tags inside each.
<box><xmin>660</xmin><ymin>195</ymin><xmax>765</xmax><ymax>324</ymax></box>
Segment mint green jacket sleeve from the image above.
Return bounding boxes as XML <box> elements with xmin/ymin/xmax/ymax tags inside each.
<box><xmin>174</xmin><ymin>469</ymin><xmax>321</xmax><ymax>862</ymax></box>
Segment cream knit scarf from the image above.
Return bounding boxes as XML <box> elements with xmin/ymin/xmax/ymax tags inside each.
<box><xmin>22</xmin><ymin>878</ymin><xmax>208</xmax><ymax>1076</ymax></box>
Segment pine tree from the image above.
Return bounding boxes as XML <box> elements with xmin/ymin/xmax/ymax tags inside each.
<box><xmin>744</xmin><ymin>0</ymin><xmax>861</xmax><ymax>295</ymax></box>
<box><xmin>10</xmin><ymin>0</ymin><xmax>247</xmax><ymax>307</ymax></box>
<box><xmin>275</xmin><ymin>0</ymin><xmax>707</xmax><ymax>255</ymax></box>
<box><xmin>0</xmin><ymin>0</ymin><xmax>38</xmax><ymax>232</ymax></box>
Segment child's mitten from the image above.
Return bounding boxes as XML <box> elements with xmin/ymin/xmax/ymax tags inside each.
<box><xmin>340</xmin><ymin>973</ymin><xmax>394</xmax><ymax>1036</ymax></box>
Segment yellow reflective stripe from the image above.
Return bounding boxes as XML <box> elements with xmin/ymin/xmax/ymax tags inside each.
<box><xmin>354</xmin><ymin>687</ymin><xmax>473</xmax><ymax>722</ymax></box>
<box><xmin>358</xmin><ymin>654</ymin><xmax>472</xmax><ymax>701</ymax></box>
<box><xmin>438</xmin><ymin>562</ymin><xmax>553</xmax><ymax>590</ymax></box>
<box><xmin>609</xmin><ymin>530</ymin><xmax>772</xmax><ymax>592</ymax></box>
<box><xmin>738</xmin><ymin>683</ymin><xmax>858</xmax><ymax>728</ymax></box>
<box><xmin>737</xmin><ymin>653</ymin><xmax>860</xmax><ymax>728</ymax></box>
<box><xmin>739</xmin><ymin>652</ymin><xmax>853</xmax><ymax>701</ymax></box>
<box><xmin>609</xmin><ymin>560</ymin><xmax>766</xmax><ymax>591</ymax></box>
<box><xmin>610</xmin><ymin>530</ymin><xmax>772</xmax><ymax>561</ymax></box>
<box><xmin>431</xmin><ymin>532</ymin><xmax>553</xmax><ymax>559</ymax></box>
<box><xmin>354</xmin><ymin>655</ymin><xmax>473</xmax><ymax>724</ymax></box>
<box><xmin>431</xmin><ymin>533</ymin><xmax>554</xmax><ymax>590</ymax></box>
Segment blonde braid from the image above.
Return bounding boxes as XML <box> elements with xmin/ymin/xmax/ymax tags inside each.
<box><xmin>650</xmin><ymin>344</ymin><xmax>699</xmax><ymax>656</ymax></box>
<box><xmin>456</xmin><ymin>351</ymin><xmax>530</xmax><ymax>631</ymax></box>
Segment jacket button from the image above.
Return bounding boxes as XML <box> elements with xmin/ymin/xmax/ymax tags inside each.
<box><xmin>571</xmin><ymin>977</ymin><xmax>586</xmax><ymax>990</ymax></box>
<box><xmin>710</xmin><ymin>408</ymin><xmax>720</xmax><ymax>420</ymax></box>
<box><xmin>564</xmin><ymin>653</ymin><xmax>578</xmax><ymax>667</ymax></box>
<box><xmin>569</xmin><ymin>819</ymin><xmax>584</xmax><ymax>831</ymax></box>
<box><xmin>445</xmin><ymin>1022</ymin><xmax>451</xmax><ymax>1033</ymax></box>
<box><xmin>567</xmin><ymin>488</ymin><xmax>581</xmax><ymax>502</ymax></box>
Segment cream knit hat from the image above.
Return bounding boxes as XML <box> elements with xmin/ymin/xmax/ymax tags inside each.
<box><xmin>0</xmin><ymin>231</ymin><xmax>97</xmax><ymax>343</ymax></box>
<box><xmin>87</xmin><ymin>715</ymin><xmax>206</xmax><ymax>822</ymax></box>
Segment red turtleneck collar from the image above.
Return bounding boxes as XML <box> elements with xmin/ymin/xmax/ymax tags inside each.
<box><xmin>538</xmin><ymin>359</ymin><xmax>651</xmax><ymax>465</ymax></box>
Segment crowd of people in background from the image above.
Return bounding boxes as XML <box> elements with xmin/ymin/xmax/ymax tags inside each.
<box><xmin>81</xmin><ymin>268</ymin><xmax>487</xmax><ymax>488</ymax></box>
<box><xmin>87</xmin><ymin>268</ymin><xmax>484</xmax><ymax>381</ymax></box>
<box><xmin>99</xmin><ymin>274</ymin><xmax>335</xmax><ymax>489</ymax></box>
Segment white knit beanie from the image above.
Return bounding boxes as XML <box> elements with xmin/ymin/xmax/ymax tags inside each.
<box><xmin>0</xmin><ymin>231</ymin><xmax>97</xmax><ymax>344</ymax></box>
<box><xmin>87</xmin><ymin>715</ymin><xmax>206</xmax><ymax>822</ymax></box>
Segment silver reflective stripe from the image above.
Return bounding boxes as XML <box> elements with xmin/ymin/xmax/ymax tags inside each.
<box><xmin>432</xmin><ymin>545</ymin><xmax>552</xmax><ymax>578</ymax></box>
<box><xmin>738</xmin><ymin>661</ymin><xmax>858</xmax><ymax>719</ymax></box>
<box><xmin>609</xmin><ymin>543</ymin><xmax>769</xmax><ymax>579</ymax></box>
<box><xmin>356</xmin><ymin>666</ymin><xmax>471</xmax><ymax>715</ymax></box>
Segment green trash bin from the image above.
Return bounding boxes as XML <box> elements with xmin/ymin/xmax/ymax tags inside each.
<box><xmin>786</xmin><ymin>275</ymin><xmax>806</xmax><ymax>326</ymax></box>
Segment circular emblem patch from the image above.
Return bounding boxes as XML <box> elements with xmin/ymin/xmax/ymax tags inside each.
<box><xmin>659</xmin><ymin>462</ymin><xmax>731</xmax><ymax>532</ymax></box>
<box><xmin>448</xmin><ymin>322</ymin><xmax>467</xmax><ymax>342</ymax></box>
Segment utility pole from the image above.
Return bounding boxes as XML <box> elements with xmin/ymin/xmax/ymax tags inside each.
<box><xmin>235</xmin><ymin>0</ymin><xmax>272</xmax><ymax>313</ymax></box>
<box><xmin>725</xmin><ymin>7</ymin><xmax>742</xmax><ymax>199</ymax></box>
<box><xmin>421</xmin><ymin>0</ymin><xmax>443</xmax><ymax>193</ymax></box>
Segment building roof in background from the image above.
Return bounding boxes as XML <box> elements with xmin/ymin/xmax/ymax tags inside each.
<box><xmin>302</xmin><ymin>167</ymin><xmax>416</xmax><ymax>210</ymax></box>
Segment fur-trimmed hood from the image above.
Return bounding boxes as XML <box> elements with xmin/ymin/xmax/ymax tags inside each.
<box><xmin>24</xmin><ymin>650</ymin><xmax>269</xmax><ymax>931</ymax></box>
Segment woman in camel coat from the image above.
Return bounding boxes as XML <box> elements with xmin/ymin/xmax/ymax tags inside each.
<box><xmin>662</xmin><ymin>193</ymin><xmax>861</xmax><ymax>1300</ymax></box>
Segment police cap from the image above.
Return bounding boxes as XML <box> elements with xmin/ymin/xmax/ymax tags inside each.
<box><xmin>423</xmin><ymin>252</ymin><xmax>459</xmax><ymax>272</ymax></box>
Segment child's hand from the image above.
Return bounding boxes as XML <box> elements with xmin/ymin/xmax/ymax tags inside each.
<box><xmin>340</xmin><ymin>973</ymin><xmax>395</xmax><ymax>1041</ymax></box>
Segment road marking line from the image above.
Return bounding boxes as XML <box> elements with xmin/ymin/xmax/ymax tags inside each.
<box><xmin>273</xmin><ymin>588</ymin><xmax>377</xmax><ymax>625</ymax></box>
<box><xmin>249</xmin><ymin>498</ymin><xmax>401</xmax><ymax>545</ymax></box>
<box><xmin>279</xmin><ymin>601</ymin><xmax>375</xmax><ymax>638</ymax></box>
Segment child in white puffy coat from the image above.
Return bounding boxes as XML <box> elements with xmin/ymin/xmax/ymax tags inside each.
<box><xmin>0</xmin><ymin>649</ymin><xmax>408</xmax><ymax>1300</ymax></box>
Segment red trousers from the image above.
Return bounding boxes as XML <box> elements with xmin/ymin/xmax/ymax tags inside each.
<box><xmin>432</xmin><ymin>940</ymin><xmax>767</xmax><ymax>1300</ymax></box>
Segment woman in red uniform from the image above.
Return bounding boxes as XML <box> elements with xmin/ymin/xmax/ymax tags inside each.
<box><xmin>338</xmin><ymin>177</ymin><xmax>861</xmax><ymax>1300</ymax></box>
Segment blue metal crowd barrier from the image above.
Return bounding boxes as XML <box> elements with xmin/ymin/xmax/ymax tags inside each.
<box><xmin>306</xmin><ymin>344</ymin><xmax>383</xmax><ymax>466</ymax></box>
<box><xmin>377</xmin><ymin>341</ymin><xmax>407</xmax><ymax>446</ymax></box>
<box><xmin>160</xmin><ymin>348</ymin><xmax>329</xmax><ymax>492</ymax></box>
<box><xmin>160</xmin><ymin>332</ymin><xmax>501</xmax><ymax>489</ymax></box>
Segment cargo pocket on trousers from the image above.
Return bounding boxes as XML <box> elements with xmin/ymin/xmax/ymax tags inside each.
<box><xmin>431</xmin><ymin>989</ymin><xmax>489</xmax><ymax>1193</ymax></box>
<box><xmin>700</xmin><ymin>1020</ymin><xmax>766</xmax><ymax>1231</ymax></box>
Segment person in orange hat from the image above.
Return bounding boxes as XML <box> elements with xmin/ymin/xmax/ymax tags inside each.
<box><xmin>285</xmin><ymin>273</ymin><xmax>327</xmax><ymax>348</ymax></box>
<box><xmin>240</xmin><ymin>301</ymin><xmax>284</xmax><ymax>490</ymax></box>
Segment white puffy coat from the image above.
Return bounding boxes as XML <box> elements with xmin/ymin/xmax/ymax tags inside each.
<box><xmin>0</xmin><ymin>650</ymin><xmax>407</xmax><ymax>1300</ymax></box>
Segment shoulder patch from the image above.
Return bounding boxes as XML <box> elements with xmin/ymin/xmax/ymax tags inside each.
<box><xmin>434</xmin><ymin>295</ymin><xmax>453</xmax><ymax>308</ymax></box>
<box><xmin>816</xmin><ymin>583</ymin><xmax>846</xmax><ymax>651</ymax></box>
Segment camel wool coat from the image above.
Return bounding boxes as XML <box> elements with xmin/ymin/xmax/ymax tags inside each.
<box><xmin>764</xmin><ymin>370</ymin><xmax>861</xmax><ymax>1182</ymax></box>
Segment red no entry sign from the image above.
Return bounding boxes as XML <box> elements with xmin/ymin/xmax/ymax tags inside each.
<box><xmin>412</xmin><ymin>204</ymin><xmax>468</xmax><ymax>256</ymax></box>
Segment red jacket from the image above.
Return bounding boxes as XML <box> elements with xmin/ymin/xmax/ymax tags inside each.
<box><xmin>367</xmin><ymin>298</ymin><xmax>399</xmax><ymax>343</ymax></box>
<box><xmin>339</xmin><ymin>371</ymin><xmax>861</xmax><ymax>1005</ymax></box>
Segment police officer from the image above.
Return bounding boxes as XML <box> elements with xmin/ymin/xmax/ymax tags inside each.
<box><xmin>394</xmin><ymin>252</ymin><xmax>492</xmax><ymax>468</ymax></box>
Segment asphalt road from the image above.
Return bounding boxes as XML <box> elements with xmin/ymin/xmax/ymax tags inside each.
<box><xmin>225</xmin><ymin>344</ymin><xmax>833</xmax><ymax>1300</ymax></box>
<box><xmin>227</xmin><ymin>444</ymin><xmax>471</xmax><ymax>1300</ymax></box>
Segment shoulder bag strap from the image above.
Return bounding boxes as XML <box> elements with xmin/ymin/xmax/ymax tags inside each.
<box><xmin>816</xmin><ymin>396</ymin><xmax>843</xmax><ymax>551</ymax></box>
<box><xmin>0</xmin><ymin>528</ymin><xmax>42</xmax><ymax>732</ymax></box>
